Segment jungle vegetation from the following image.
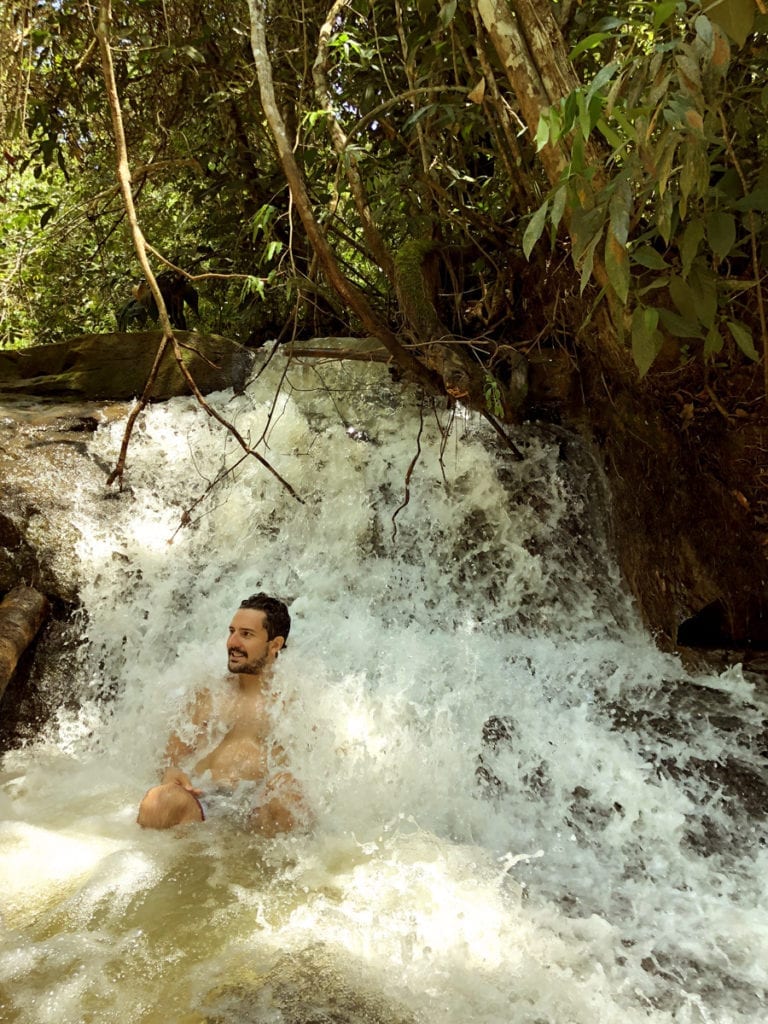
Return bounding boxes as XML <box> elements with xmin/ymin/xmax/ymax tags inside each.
<box><xmin>0</xmin><ymin>0</ymin><xmax>764</xmax><ymax>395</ymax></box>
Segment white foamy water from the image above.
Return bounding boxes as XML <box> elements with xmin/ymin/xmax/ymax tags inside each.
<box><xmin>0</xmin><ymin>357</ymin><xmax>766</xmax><ymax>1023</ymax></box>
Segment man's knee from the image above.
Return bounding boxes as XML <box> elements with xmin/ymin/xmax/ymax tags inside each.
<box><xmin>137</xmin><ymin>783</ymin><xmax>204</xmax><ymax>829</ymax></box>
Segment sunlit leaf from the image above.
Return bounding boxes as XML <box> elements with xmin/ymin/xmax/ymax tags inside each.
<box><xmin>467</xmin><ymin>79</ymin><xmax>485</xmax><ymax>104</ymax></box>
<box><xmin>534</xmin><ymin>113</ymin><xmax>550</xmax><ymax>152</ymax></box>
<box><xmin>653</xmin><ymin>1</ymin><xmax>681</xmax><ymax>32</ymax></box>
<box><xmin>569</xmin><ymin>32</ymin><xmax>613</xmax><ymax>61</ymax></box>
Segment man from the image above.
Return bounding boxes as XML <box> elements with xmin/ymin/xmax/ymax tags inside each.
<box><xmin>137</xmin><ymin>593</ymin><xmax>307</xmax><ymax>837</ymax></box>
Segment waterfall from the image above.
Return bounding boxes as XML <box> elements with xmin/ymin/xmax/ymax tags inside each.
<box><xmin>0</xmin><ymin>356</ymin><xmax>765</xmax><ymax>1023</ymax></box>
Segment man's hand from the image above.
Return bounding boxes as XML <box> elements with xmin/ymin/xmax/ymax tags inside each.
<box><xmin>161</xmin><ymin>766</ymin><xmax>203</xmax><ymax>797</ymax></box>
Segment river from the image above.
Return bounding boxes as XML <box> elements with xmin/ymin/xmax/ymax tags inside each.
<box><xmin>0</xmin><ymin>355</ymin><xmax>765</xmax><ymax>1022</ymax></box>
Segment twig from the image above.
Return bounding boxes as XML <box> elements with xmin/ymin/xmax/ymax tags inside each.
<box><xmin>391</xmin><ymin>400</ymin><xmax>425</xmax><ymax>541</ymax></box>
<box><xmin>97</xmin><ymin>2</ymin><xmax>302</xmax><ymax>503</ymax></box>
<box><xmin>481</xmin><ymin>409</ymin><xmax>524</xmax><ymax>460</ymax></box>
<box><xmin>287</xmin><ymin>346</ymin><xmax>389</xmax><ymax>362</ymax></box>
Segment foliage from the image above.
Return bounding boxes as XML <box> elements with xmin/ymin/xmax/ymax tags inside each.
<box><xmin>528</xmin><ymin>1</ymin><xmax>768</xmax><ymax>376</ymax></box>
<box><xmin>0</xmin><ymin>0</ymin><xmax>766</xmax><ymax>396</ymax></box>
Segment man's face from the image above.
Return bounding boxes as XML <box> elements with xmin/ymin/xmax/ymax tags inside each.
<box><xmin>226</xmin><ymin>608</ymin><xmax>283</xmax><ymax>676</ymax></box>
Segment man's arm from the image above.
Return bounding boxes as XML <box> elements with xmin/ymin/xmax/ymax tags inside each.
<box><xmin>159</xmin><ymin>690</ymin><xmax>212</xmax><ymax>790</ymax></box>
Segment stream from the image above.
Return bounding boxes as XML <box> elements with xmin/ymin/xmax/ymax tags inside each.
<box><xmin>0</xmin><ymin>355</ymin><xmax>766</xmax><ymax>1023</ymax></box>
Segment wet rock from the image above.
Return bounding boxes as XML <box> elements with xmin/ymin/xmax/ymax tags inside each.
<box><xmin>202</xmin><ymin>944</ymin><xmax>416</xmax><ymax>1024</ymax></box>
<box><xmin>0</xmin><ymin>586</ymin><xmax>50</xmax><ymax>703</ymax></box>
<box><xmin>0</xmin><ymin>331</ymin><xmax>254</xmax><ymax>401</ymax></box>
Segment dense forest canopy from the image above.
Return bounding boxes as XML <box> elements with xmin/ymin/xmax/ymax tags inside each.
<box><xmin>0</xmin><ymin>0</ymin><xmax>765</xmax><ymax>403</ymax></box>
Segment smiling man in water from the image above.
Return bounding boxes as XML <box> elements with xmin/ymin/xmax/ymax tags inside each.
<box><xmin>137</xmin><ymin>593</ymin><xmax>307</xmax><ymax>836</ymax></box>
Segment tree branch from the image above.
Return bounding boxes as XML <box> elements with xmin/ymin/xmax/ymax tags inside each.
<box><xmin>313</xmin><ymin>0</ymin><xmax>395</xmax><ymax>284</ymax></box>
<box><xmin>96</xmin><ymin>1</ymin><xmax>302</xmax><ymax>503</ymax></box>
<box><xmin>247</xmin><ymin>0</ymin><xmax>442</xmax><ymax>395</ymax></box>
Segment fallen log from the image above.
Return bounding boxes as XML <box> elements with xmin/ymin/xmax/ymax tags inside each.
<box><xmin>0</xmin><ymin>586</ymin><xmax>50</xmax><ymax>704</ymax></box>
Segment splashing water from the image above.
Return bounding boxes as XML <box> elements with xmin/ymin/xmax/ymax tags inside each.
<box><xmin>0</xmin><ymin>357</ymin><xmax>765</xmax><ymax>1023</ymax></box>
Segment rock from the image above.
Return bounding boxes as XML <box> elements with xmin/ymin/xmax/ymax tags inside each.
<box><xmin>202</xmin><ymin>944</ymin><xmax>416</xmax><ymax>1024</ymax></box>
<box><xmin>0</xmin><ymin>586</ymin><xmax>50</xmax><ymax>705</ymax></box>
<box><xmin>0</xmin><ymin>331</ymin><xmax>254</xmax><ymax>401</ymax></box>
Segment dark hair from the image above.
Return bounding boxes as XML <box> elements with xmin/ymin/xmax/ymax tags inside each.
<box><xmin>239</xmin><ymin>593</ymin><xmax>291</xmax><ymax>648</ymax></box>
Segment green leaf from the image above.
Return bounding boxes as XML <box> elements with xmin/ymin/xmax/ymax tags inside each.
<box><xmin>727</xmin><ymin>319</ymin><xmax>759</xmax><ymax>359</ymax></box>
<box><xmin>658</xmin><ymin>308</ymin><xmax>705</xmax><ymax>338</ymax></box>
<box><xmin>550</xmin><ymin>186</ymin><xmax>567</xmax><ymax>231</ymax></box>
<box><xmin>688</xmin><ymin>263</ymin><xmax>718</xmax><ymax>328</ymax></box>
<box><xmin>631</xmin><ymin>306</ymin><xmax>664</xmax><ymax>377</ymax></box>
<box><xmin>438</xmin><ymin>0</ymin><xmax>457</xmax><ymax>28</ymax></box>
<box><xmin>695</xmin><ymin>15</ymin><xmax>714</xmax><ymax>45</ymax></box>
<box><xmin>596</xmin><ymin>117</ymin><xmax>624</xmax><ymax>150</ymax></box>
<box><xmin>632</xmin><ymin>245</ymin><xmax>670</xmax><ymax>270</ymax></box>
<box><xmin>571</xmin><ymin>204</ymin><xmax>606</xmax><ymax>263</ymax></box>
<box><xmin>569</xmin><ymin>32</ymin><xmax>613</xmax><ymax>60</ymax></box>
<box><xmin>534</xmin><ymin>113</ymin><xmax>550</xmax><ymax>152</ymax></box>
<box><xmin>680</xmin><ymin>220</ymin><xmax>705</xmax><ymax>278</ymax></box>
<box><xmin>657</xmin><ymin>191</ymin><xmax>676</xmax><ymax>245</ymax></box>
<box><xmin>669</xmin><ymin>274</ymin><xmax>699</xmax><ymax>324</ymax></box>
<box><xmin>653</xmin><ymin>1</ymin><xmax>681</xmax><ymax>32</ymax></box>
<box><xmin>605</xmin><ymin>228</ymin><xmax>630</xmax><ymax>304</ymax></box>
<box><xmin>732</xmin><ymin>188</ymin><xmax>768</xmax><ymax>211</ymax></box>
<box><xmin>579</xmin><ymin>231</ymin><xmax>603</xmax><ymax>293</ymax></box>
<box><xmin>576</xmin><ymin>91</ymin><xmax>591</xmax><ymax>140</ymax></box>
<box><xmin>523</xmin><ymin>200</ymin><xmax>550</xmax><ymax>260</ymax></box>
<box><xmin>608</xmin><ymin>179</ymin><xmax>632</xmax><ymax>245</ymax></box>
<box><xmin>585</xmin><ymin>62</ymin><xmax>619</xmax><ymax>107</ymax></box>
<box><xmin>703</xmin><ymin>0</ymin><xmax>755</xmax><ymax>47</ymax></box>
<box><xmin>638</xmin><ymin>276</ymin><xmax>671</xmax><ymax>295</ymax></box>
<box><xmin>706</xmin><ymin>210</ymin><xmax>736</xmax><ymax>263</ymax></box>
<box><xmin>655</xmin><ymin>131</ymin><xmax>679</xmax><ymax>197</ymax></box>
<box><xmin>703</xmin><ymin>325</ymin><xmax>724</xmax><ymax>358</ymax></box>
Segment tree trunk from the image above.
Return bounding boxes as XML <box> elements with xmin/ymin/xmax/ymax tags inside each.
<box><xmin>0</xmin><ymin>586</ymin><xmax>50</xmax><ymax>704</ymax></box>
<box><xmin>247</xmin><ymin>0</ymin><xmax>441</xmax><ymax>394</ymax></box>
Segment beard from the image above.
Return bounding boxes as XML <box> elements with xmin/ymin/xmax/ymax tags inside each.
<box><xmin>227</xmin><ymin>649</ymin><xmax>270</xmax><ymax>675</ymax></box>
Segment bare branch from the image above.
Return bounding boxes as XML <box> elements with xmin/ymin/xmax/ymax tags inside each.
<box><xmin>247</xmin><ymin>0</ymin><xmax>442</xmax><ymax>394</ymax></box>
<box><xmin>96</xmin><ymin>1</ymin><xmax>302</xmax><ymax>503</ymax></box>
